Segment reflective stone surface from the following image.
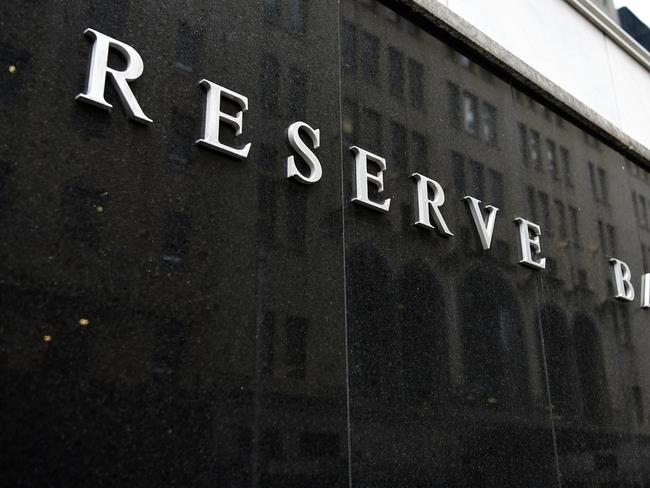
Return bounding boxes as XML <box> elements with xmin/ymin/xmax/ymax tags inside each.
<box><xmin>1</xmin><ymin>1</ymin><xmax>347</xmax><ymax>487</ymax></box>
<box><xmin>2</xmin><ymin>0</ymin><xmax>650</xmax><ymax>486</ymax></box>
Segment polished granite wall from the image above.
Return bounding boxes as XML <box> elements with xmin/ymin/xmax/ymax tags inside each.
<box><xmin>1</xmin><ymin>0</ymin><xmax>650</xmax><ymax>486</ymax></box>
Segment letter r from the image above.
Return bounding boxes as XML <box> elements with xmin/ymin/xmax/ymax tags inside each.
<box><xmin>76</xmin><ymin>28</ymin><xmax>153</xmax><ymax>124</ymax></box>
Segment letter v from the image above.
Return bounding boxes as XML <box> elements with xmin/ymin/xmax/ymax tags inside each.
<box><xmin>463</xmin><ymin>196</ymin><xmax>499</xmax><ymax>250</ymax></box>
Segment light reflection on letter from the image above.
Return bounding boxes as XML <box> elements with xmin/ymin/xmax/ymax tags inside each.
<box><xmin>463</xmin><ymin>196</ymin><xmax>499</xmax><ymax>250</ymax></box>
<box><xmin>350</xmin><ymin>146</ymin><xmax>391</xmax><ymax>212</ymax></box>
<box><xmin>514</xmin><ymin>217</ymin><xmax>546</xmax><ymax>270</ymax></box>
<box><xmin>412</xmin><ymin>173</ymin><xmax>453</xmax><ymax>237</ymax></box>
<box><xmin>196</xmin><ymin>79</ymin><xmax>251</xmax><ymax>159</ymax></box>
<box><xmin>609</xmin><ymin>258</ymin><xmax>635</xmax><ymax>302</ymax></box>
<box><xmin>286</xmin><ymin>121</ymin><xmax>322</xmax><ymax>184</ymax></box>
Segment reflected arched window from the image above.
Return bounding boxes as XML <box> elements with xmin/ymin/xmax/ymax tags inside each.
<box><xmin>346</xmin><ymin>244</ymin><xmax>395</xmax><ymax>399</ymax></box>
<box><xmin>540</xmin><ymin>306</ymin><xmax>577</xmax><ymax>418</ymax></box>
<box><xmin>459</xmin><ymin>269</ymin><xmax>529</xmax><ymax>407</ymax></box>
<box><xmin>397</xmin><ymin>262</ymin><xmax>448</xmax><ymax>402</ymax></box>
<box><xmin>573</xmin><ymin>314</ymin><xmax>610</xmax><ymax>424</ymax></box>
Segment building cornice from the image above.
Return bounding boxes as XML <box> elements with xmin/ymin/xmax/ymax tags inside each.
<box><xmin>564</xmin><ymin>0</ymin><xmax>650</xmax><ymax>73</ymax></box>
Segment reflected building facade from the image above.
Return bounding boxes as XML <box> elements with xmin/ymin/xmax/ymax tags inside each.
<box><xmin>1</xmin><ymin>0</ymin><xmax>650</xmax><ymax>487</ymax></box>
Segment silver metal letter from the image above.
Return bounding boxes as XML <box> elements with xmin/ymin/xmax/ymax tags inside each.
<box><xmin>641</xmin><ymin>273</ymin><xmax>650</xmax><ymax>308</ymax></box>
<box><xmin>641</xmin><ymin>273</ymin><xmax>650</xmax><ymax>309</ymax></box>
<box><xmin>609</xmin><ymin>258</ymin><xmax>635</xmax><ymax>302</ymax></box>
<box><xmin>75</xmin><ymin>28</ymin><xmax>152</xmax><ymax>124</ymax></box>
<box><xmin>412</xmin><ymin>173</ymin><xmax>453</xmax><ymax>237</ymax></box>
<box><xmin>514</xmin><ymin>218</ymin><xmax>547</xmax><ymax>270</ymax></box>
<box><xmin>286</xmin><ymin>121</ymin><xmax>322</xmax><ymax>184</ymax></box>
<box><xmin>350</xmin><ymin>146</ymin><xmax>391</xmax><ymax>212</ymax></box>
<box><xmin>463</xmin><ymin>196</ymin><xmax>499</xmax><ymax>250</ymax></box>
<box><xmin>196</xmin><ymin>79</ymin><xmax>251</xmax><ymax>159</ymax></box>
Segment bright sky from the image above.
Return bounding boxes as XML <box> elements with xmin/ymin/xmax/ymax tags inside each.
<box><xmin>614</xmin><ymin>0</ymin><xmax>650</xmax><ymax>27</ymax></box>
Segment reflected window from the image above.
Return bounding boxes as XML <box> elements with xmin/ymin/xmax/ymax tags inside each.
<box><xmin>343</xmin><ymin>98</ymin><xmax>359</xmax><ymax>137</ymax></box>
<box><xmin>547</xmin><ymin>139</ymin><xmax>558</xmax><ymax>178</ymax></box>
<box><xmin>263</xmin><ymin>0</ymin><xmax>281</xmax><ymax>24</ymax></box>
<box><xmin>448</xmin><ymin>82</ymin><xmax>461</xmax><ymax>127</ymax></box>
<box><xmin>538</xmin><ymin>191</ymin><xmax>551</xmax><ymax>235</ymax></box>
<box><xmin>518</xmin><ymin>123</ymin><xmax>528</xmax><ymax>165</ymax></box>
<box><xmin>287</xmin><ymin>0</ymin><xmax>307</xmax><ymax>33</ymax></box>
<box><xmin>261</xmin><ymin>429</ymin><xmax>283</xmax><ymax>461</ymax></box>
<box><xmin>260</xmin><ymin>312</ymin><xmax>275</xmax><ymax>375</ymax></box>
<box><xmin>598</xmin><ymin>167</ymin><xmax>609</xmax><ymax>204</ymax></box>
<box><xmin>342</xmin><ymin>22</ymin><xmax>358</xmax><ymax>73</ymax></box>
<box><xmin>589</xmin><ymin>163</ymin><xmax>610</xmax><ymax>204</ymax></box>
<box><xmin>299</xmin><ymin>432</ymin><xmax>339</xmax><ymax>459</ymax></box>
<box><xmin>555</xmin><ymin>200</ymin><xmax>568</xmax><ymax>241</ymax></box>
<box><xmin>588</xmin><ymin>161</ymin><xmax>598</xmax><ymax>201</ymax></box>
<box><xmin>529</xmin><ymin>130</ymin><xmax>541</xmax><ymax>169</ymax></box>
<box><xmin>286</xmin><ymin>316</ymin><xmax>308</xmax><ymax>379</ymax></box>
<box><xmin>574</xmin><ymin>315</ymin><xmax>610</xmax><ymax>424</ymax></box>
<box><xmin>387</xmin><ymin>46</ymin><xmax>404</xmax><ymax>97</ymax></box>
<box><xmin>527</xmin><ymin>185</ymin><xmax>537</xmax><ymax>222</ymax></box>
<box><xmin>174</xmin><ymin>21</ymin><xmax>202</xmax><ymax>72</ymax></box>
<box><xmin>488</xmin><ymin>169</ymin><xmax>504</xmax><ymax>208</ymax></box>
<box><xmin>607</xmin><ymin>224</ymin><xmax>617</xmax><ymax>255</ymax></box>
<box><xmin>361</xmin><ymin>32</ymin><xmax>380</xmax><ymax>83</ymax></box>
<box><xmin>481</xmin><ymin>102</ymin><xmax>497</xmax><ymax>145</ymax></box>
<box><xmin>640</xmin><ymin>194</ymin><xmax>648</xmax><ymax>227</ymax></box>
<box><xmin>541</xmin><ymin>307</ymin><xmax>577</xmax><ymax>418</ymax></box>
<box><xmin>462</xmin><ymin>91</ymin><xmax>478</xmax><ymax>136</ymax></box>
<box><xmin>256</xmin><ymin>165</ymin><xmax>277</xmax><ymax>240</ymax></box>
<box><xmin>261</xmin><ymin>54</ymin><xmax>280</xmax><ymax>115</ymax></box>
<box><xmin>411</xmin><ymin>131</ymin><xmax>428</xmax><ymax>172</ymax></box>
<box><xmin>469</xmin><ymin>160</ymin><xmax>485</xmax><ymax>199</ymax></box>
<box><xmin>569</xmin><ymin>206</ymin><xmax>581</xmax><ymax>247</ymax></box>
<box><xmin>452</xmin><ymin>151</ymin><xmax>465</xmax><ymax>195</ymax></box>
<box><xmin>633</xmin><ymin>386</ymin><xmax>644</xmax><ymax>425</ymax></box>
<box><xmin>561</xmin><ymin>146</ymin><xmax>573</xmax><ymax>187</ymax></box>
<box><xmin>162</xmin><ymin>211</ymin><xmax>190</xmax><ymax>265</ymax></box>
<box><xmin>390</xmin><ymin>121</ymin><xmax>407</xmax><ymax>168</ymax></box>
<box><xmin>61</xmin><ymin>182</ymin><xmax>108</xmax><ymax>246</ymax></box>
<box><xmin>459</xmin><ymin>271</ymin><xmax>529</xmax><ymax>406</ymax></box>
<box><xmin>456</xmin><ymin>53</ymin><xmax>472</xmax><ymax>68</ymax></box>
<box><xmin>597</xmin><ymin>220</ymin><xmax>607</xmax><ymax>254</ymax></box>
<box><xmin>363</xmin><ymin>107</ymin><xmax>383</xmax><ymax>152</ymax></box>
<box><xmin>288</xmin><ymin>65</ymin><xmax>308</xmax><ymax>116</ymax></box>
<box><xmin>407</xmin><ymin>58</ymin><xmax>424</xmax><ymax>107</ymax></box>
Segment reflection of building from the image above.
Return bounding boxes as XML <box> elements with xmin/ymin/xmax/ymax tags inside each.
<box><xmin>341</xmin><ymin>1</ymin><xmax>650</xmax><ymax>485</ymax></box>
<box><xmin>3</xmin><ymin>0</ymin><xmax>650</xmax><ymax>487</ymax></box>
<box><xmin>619</xmin><ymin>6</ymin><xmax>650</xmax><ymax>50</ymax></box>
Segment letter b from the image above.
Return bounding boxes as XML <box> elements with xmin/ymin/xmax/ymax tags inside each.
<box><xmin>610</xmin><ymin>258</ymin><xmax>635</xmax><ymax>302</ymax></box>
